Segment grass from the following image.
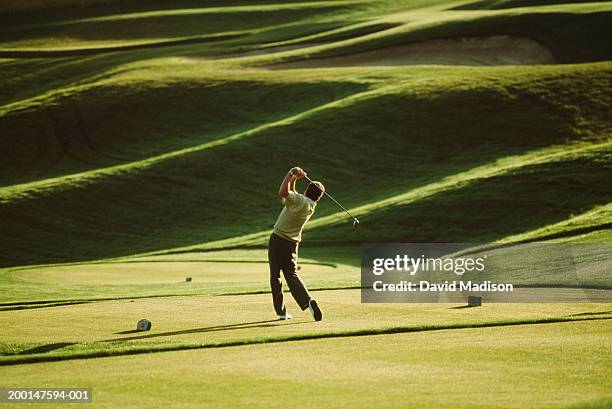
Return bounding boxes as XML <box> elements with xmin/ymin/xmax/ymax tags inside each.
<box><xmin>0</xmin><ymin>320</ymin><xmax>610</xmax><ymax>408</ymax></box>
<box><xmin>1</xmin><ymin>63</ymin><xmax>610</xmax><ymax>266</ymax></box>
<box><xmin>498</xmin><ymin>204</ymin><xmax>612</xmax><ymax>243</ymax></box>
<box><xmin>0</xmin><ymin>289</ymin><xmax>610</xmax><ymax>363</ymax></box>
<box><xmin>0</xmin><ymin>249</ymin><xmax>357</xmax><ymax>303</ymax></box>
<box><xmin>0</xmin><ymin>76</ymin><xmax>367</xmax><ymax>185</ymax></box>
<box><xmin>244</xmin><ymin>2</ymin><xmax>612</xmax><ymax>66</ymax></box>
<box><xmin>0</xmin><ymin>1</ymin><xmax>353</xmax><ymax>49</ymax></box>
<box><xmin>305</xmin><ymin>147</ymin><xmax>612</xmax><ymax>244</ymax></box>
<box><xmin>0</xmin><ymin>0</ymin><xmax>610</xmax><ymax>407</ymax></box>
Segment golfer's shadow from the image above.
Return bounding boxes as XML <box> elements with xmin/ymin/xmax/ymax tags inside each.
<box><xmin>109</xmin><ymin>319</ymin><xmax>305</xmax><ymax>342</ymax></box>
<box><xmin>18</xmin><ymin>342</ymin><xmax>76</xmax><ymax>355</ymax></box>
<box><xmin>449</xmin><ymin>305</ymin><xmax>480</xmax><ymax>309</ymax></box>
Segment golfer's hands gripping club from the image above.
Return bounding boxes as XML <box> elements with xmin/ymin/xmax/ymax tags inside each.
<box><xmin>278</xmin><ymin>166</ymin><xmax>306</xmax><ymax>198</ymax></box>
<box><xmin>289</xmin><ymin>166</ymin><xmax>307</xmax><ymax>179</ymax></box>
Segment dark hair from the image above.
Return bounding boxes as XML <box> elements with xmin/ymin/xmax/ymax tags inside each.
<box><xmin>305</xmin><ymin>181</ymin><xmax>325</xmax><ymax>202</ymax></box>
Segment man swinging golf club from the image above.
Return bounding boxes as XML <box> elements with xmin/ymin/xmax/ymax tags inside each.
<box><xmin>269</xmin><ymin>166</ymin><xmax>324</xmax><ymax>321</ymax></box>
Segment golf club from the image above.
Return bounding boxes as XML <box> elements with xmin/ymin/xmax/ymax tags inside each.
<box><xmin>303</xmin><ymin>174</ymin><xmax>360</xmax><ymax>228</ymax></box>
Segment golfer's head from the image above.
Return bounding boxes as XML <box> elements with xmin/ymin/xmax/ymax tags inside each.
<box><xmin>305</xmin><ymin>181</ymin><xmax>325</xmax><ymax>202</ymax></box>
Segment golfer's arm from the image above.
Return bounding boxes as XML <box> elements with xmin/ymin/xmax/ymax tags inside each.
<box><xmin>278</xmin><ymin>172</ymin><xmax>296</xmax><ymax>199</ymax></box>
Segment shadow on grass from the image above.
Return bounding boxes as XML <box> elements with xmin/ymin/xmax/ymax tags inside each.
<box><xmin>109</xmin><ymin>319</ymin><xmax>306</xmax><ymax>341</ymax></box>
<box><xmin>449</xmin><ymin>305</ymin><xmax>481</xmax><ymax>310</ymax></box>
<box><xmin>114</xmin><ymin>329</ymin><xmax>141</xmax><ymax>335</ymax></box>
<box><xmin>0</xmin><ymin>301</ymin><xmax>93</xmax><ymax>311</ymax></box>
<box><xmin>3</xmin><ymin>315</ymin><xmax>612</xmax><ymax>366</ymax></box>
<box><xmin>569</xmin><ymin>310</ymin><xmax>612</xmax><ymax>317</ymax></box>
<box><xmin>18</xmin><ymin>342</ymin><xmax>76</xmax><ymax>355</ymax></box>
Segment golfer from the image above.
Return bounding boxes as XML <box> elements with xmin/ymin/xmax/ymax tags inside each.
<box><xmin>269</xmin><ymin>166</ymin><xmax>324</xmax><ymax>321</ymax></box>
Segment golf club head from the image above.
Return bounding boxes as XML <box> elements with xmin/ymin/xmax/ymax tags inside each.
<box><xmin>353</xmin><ymin>219</ymin><xmax>360</xmax><ymax>229</ymax></box>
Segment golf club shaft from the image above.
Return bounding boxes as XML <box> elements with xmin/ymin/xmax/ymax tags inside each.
<box><xmin>303</xmin><ymin>175</ymin><xmax>359</xmax><ymax>223</ymax></box>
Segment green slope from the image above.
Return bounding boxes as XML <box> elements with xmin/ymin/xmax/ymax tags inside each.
<box><xmin>0</xmin><ymin>0</ymin><xmax>610</xmax><ymax>270</ymax></box>
<box><xmin>255</xmin><ymin>4</ymin><xmax>612</xmax><ymax>66</ymax></box>
<box><xmin>0</xmin><ymin>77</ymin><xmax>367</xmax><ymax>185</ymax></box>
<box><xmin>0</xmin><ymin>4</ymin><xmax>610</xmax><ymax>406</ymax></box>
<box><xmin>0</xmin><ymin>1</ymin><xmax>353</xmax><ymax>50</ymax></box>
<box><xmin>307</xmin><ymin>148</ymin><xmax>612</xmax><ymax>244</ymax></box>
<box><xmin>453</xmin><ymin>0</ymin><xmax>599</xmax><ymax>10</ymax></box>
<box><xmin>1</xmin><ymin>62</ymin><xmax>610</xmax><ymax>266</ymax></box>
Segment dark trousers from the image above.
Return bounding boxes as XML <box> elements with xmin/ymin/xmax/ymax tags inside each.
<box><xmin>268</xmin><ymin>233</ymin><xmax>311</xmax><ymax>315</ymax></box>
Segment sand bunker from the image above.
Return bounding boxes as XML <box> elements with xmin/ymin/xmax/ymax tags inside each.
<box><xmin>270</xmin><ymin>36</ymin><xmax>556</xmax><ymax>68</ymax></box>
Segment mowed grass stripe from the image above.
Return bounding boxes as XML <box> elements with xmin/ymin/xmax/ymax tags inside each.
<box><xmin>0</xmin><ymin>32</ymin><xmax>246</xmax><ymax>58</ymax></box>
<box><xmin>0</xmin><ymin>285</ymin><xmax>358</xmax><ymax>308</ymax></box>
<box><xmin>1</xmin><ymin>319</ymin><xmax>608</xmax><ymax>409</ymax></box>
<box><xmin>149</xmin><ymin>140</ymin><xmax>612</xmax><ymax>254</ymax></box>
<box><xmin>5</xmin><ymin>60</ymin><xmax>608</xmax><ymax>203</ymax></box>
<box><xmin>496</xmin><ymin>203</ymin><xmax>612</xmax><ymax>244</ymax></box>
<box><xmin>0</xmin><ymin>1</ymin><xmax>358</xmax><ymax>32</ymax></box>
<box><xmin>1</xmin><ymin>315</ymin><xmax>610</xmax><ymax>366</ymax></box>
<box><xmin>239</xmin><ymin>3</ymin><xmax>612</xmax><ymax>67</ymax></box>
<box><xmin>0</xmin><ymin>85</ymin><xmax>378</xmax><ymax>202</ymax></box>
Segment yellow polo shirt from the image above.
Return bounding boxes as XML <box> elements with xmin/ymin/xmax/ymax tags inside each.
<box><xmin>273</xmin><ymin>191</ymin><xmax>316</xmax><ymax>242</ymax></box>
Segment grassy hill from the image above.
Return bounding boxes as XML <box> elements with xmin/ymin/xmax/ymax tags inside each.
<box><xmin>0</xmin><ymin>2</ymin><xmax>611</xmax><ymax>408</ymax></box>
<box><xmin>0</xmin><ymin>0</ymin><xmax>610</xmax><ymax>269</ymax></box>
<box><xmin>1</xmin><ymin>61</ymin><xmax>610</xmax><ymax>266</ymax></box>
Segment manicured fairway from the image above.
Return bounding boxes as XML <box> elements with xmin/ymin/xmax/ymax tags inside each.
<box><xmin>1</xmin><ymin>320</ymin><xmax>610</xmax><ymax>409</ymax></box>
<box><xmin>0</xmin><ymin>249</ymin><xmax>357</xmax><ymax>303</ymax></box>
<box><xmin>0</xmin><ymin>0</ymin><xmax>610</xmax><ymax>408</ymax></box>
<box><xmin>1</xmin><ymin>289</ymin><xmax>611</xmax><ymax>365</ymax></box>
